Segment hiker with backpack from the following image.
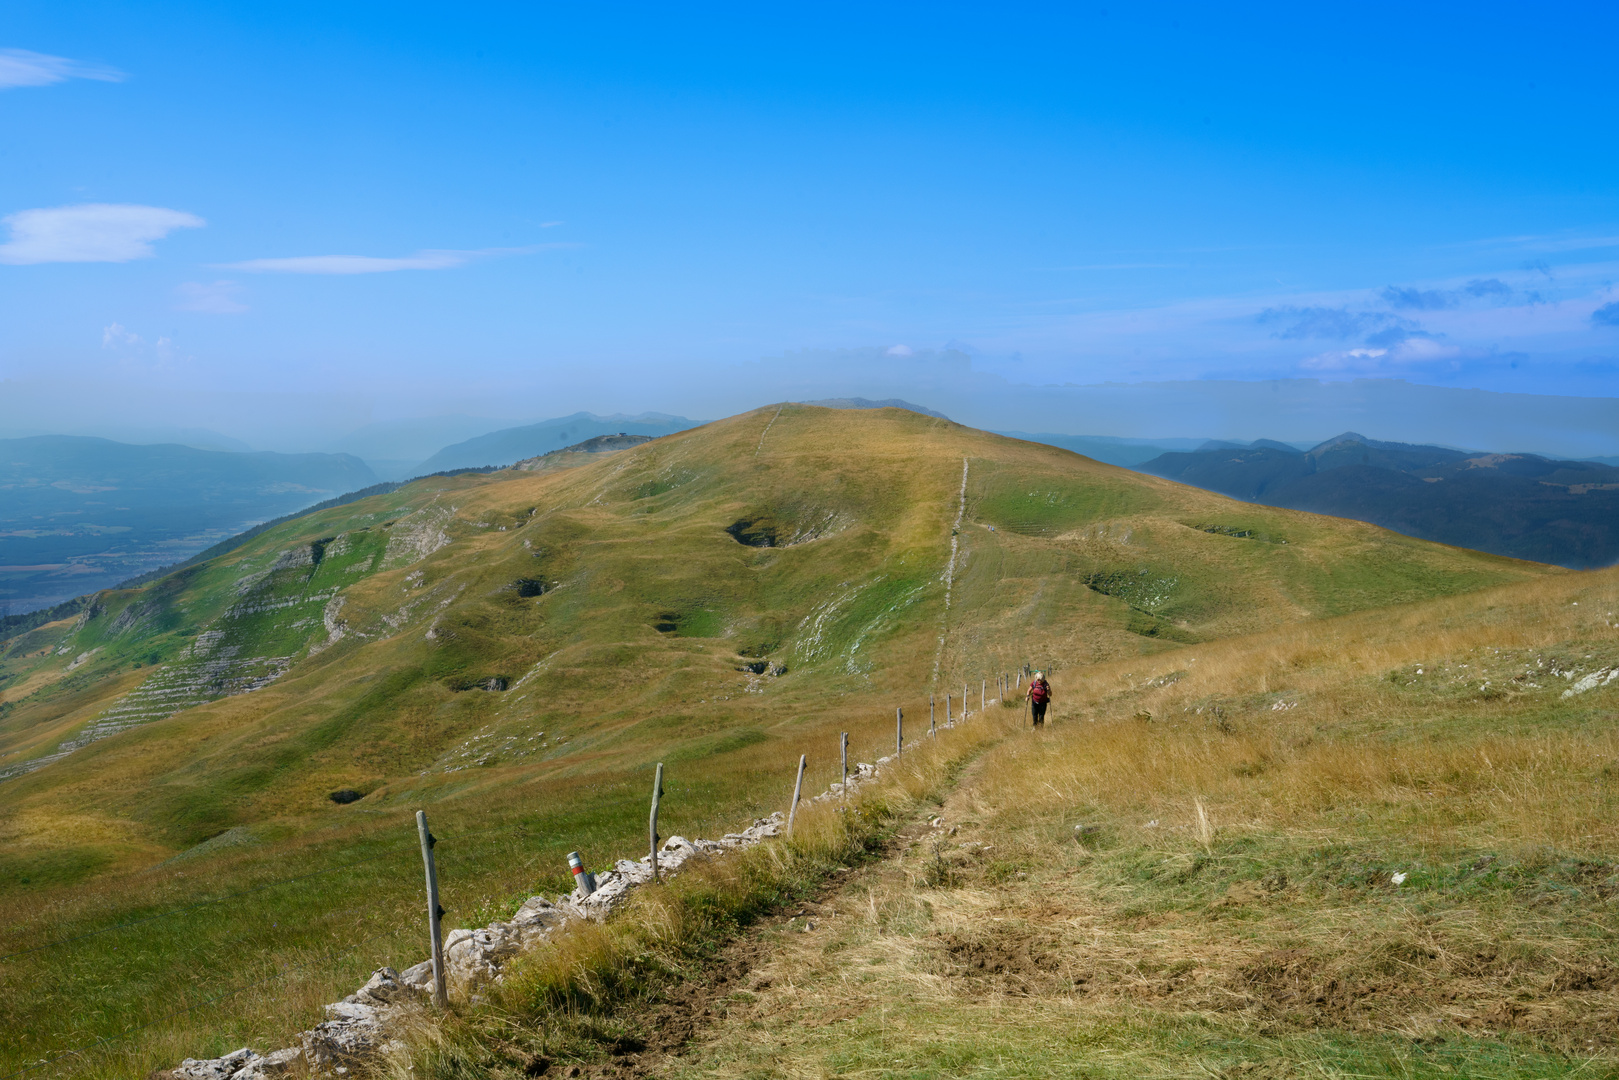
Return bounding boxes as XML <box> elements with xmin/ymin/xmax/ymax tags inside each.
<box><xmin>1027</xmin><ymin>670</ymin><xmax>1051</xmax><ymax>727</ymax></box>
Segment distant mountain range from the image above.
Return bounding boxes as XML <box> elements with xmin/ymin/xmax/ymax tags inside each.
<box><xmin>802</xmin><ymin>397</ymin><xmax>951</xmax><ymax>420</ymax></box>
<box><xmin>0</xmin><ymin>436</ymin><xmax>376</xmax><ymax>612</ymax></box>
<box><xmin>1140</xmin><ymin>433</ymin><xmax>1619</xmax><ymax>568</ymax></box>
<box><xmin>414</xmin><ymin>412</ymin><xmax>698</xmax><ymax>474</ymax></box>
<box><xmin>995</xmin><ymin>432</ymin><xmax>1254</xmax><ymax>468</ymax></box>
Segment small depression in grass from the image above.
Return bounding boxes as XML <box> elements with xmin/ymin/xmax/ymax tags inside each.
<box><xmin>726</xmin><ymin>515</ymin><xmax>781</xmax><ymax>547</ymax></box>
<box><xmin>653</xmin><ymin>608</ymin><xmax>724</xmax><ymax>637</ymax></box>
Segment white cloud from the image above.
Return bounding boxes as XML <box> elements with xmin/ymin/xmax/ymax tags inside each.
<box><xmin>1388</xmin><ymin>337</ymin><xmax>1462</xmax><ymax>362</ymax></box>
<box><xmin>218</xmin><ymin>243</ymin><xmax>569</xmax><ymax>275</ymax></box>
<box><xmin>101</xmin><ymin>322</ymin><xmax>141</xmax><ymax>349</ymax></box>
<box><xmin>175</xmin><ymin>280</ymin><xmax>247</xmax><ymax>313</ymax></box>
<box><xmin>0</xmin><ymin>204</ymin><xmax>204</xmax><ymax>264</ymax></box>
<box><xmin>0</xmin><ymin>48</ymin><xmax>124</xmax><ymax>89</ymax></box>
<box><xmin>1300</xmin><ymin>338</ymin><xmax>1463</xmax><ymax>373</ymax></box>
<box><xmin>885</xmin><ymin>344</ymin><xmax>914</xmax><ymax>357</ymax></box>
<box><xmin>1299</xmin><ymin>347</ymin><xmax>1388</xmax><ymax>372</ymax></box>
<box><xmin>222</xmin><ymin>251</ymin><xmax>473</xmax><ymax>274</ymax></box>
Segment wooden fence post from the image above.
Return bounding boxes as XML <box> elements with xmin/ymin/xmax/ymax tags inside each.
<box><xmin>946</xmin><ymin>693</ymin><xmax>951</xmax><ymax>725</ymax></box>
<box><xmin>963</xmin><ymin>683</ymin><xmax>968</xmax><ymax>718</ymax></box>
<box><xmin>415</xmin><ymin>810</ymin><xmax>448</xmax><ymax>1009</ymax></box>
<box><xmin>896</xmin><ymin>707</ymin><xmax>903</xmax><ymax>755</ymax></box>
<box><xmin>787</xmin><ymin>754</ymin><xmax>807</xmax><ymax>837</ymax></box>
<box><xmin>649</xmin><ymin>762</ymin><xmax>665</xmax><ymax>881</ymax></box>
<box><xmin>840</xmin><ymin>732</ymin><xmax>849</xmax><ymax>800</ymax></box>
<box><xmin>981</xmin><ymin>678</ymin><xmax>986</xmax><ymax>714</ymax></box>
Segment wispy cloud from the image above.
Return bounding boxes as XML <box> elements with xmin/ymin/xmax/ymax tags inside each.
<box><xmin>0</xmin><ymin>48</ymin><xmax>124</xmax><ymax>89</ymax></box>
<box><xmin>175</xmin><ymin>280</ymin><xmax>247</xmax><ymax>313</ymax></box>
<box><xmin>219</xmin><ymin>244</ymin><xmax>565</xmax><ymax>275</ymax></box>
<box><xmin>1593</xmin><ymin>301</ymin><xmax>1619</xmax><ymax>328</ymax></box>
<box><xmin>1300</xmin><ymin>336</ymin><xmax>1462</xmax><ymax>372</ymax></box>
<box><xmin>1257</xmin><ymin>305</ymin><xmax>1413</xmax><ymax>341</ymax></box>
<box><xmin>0</xmin><ymin>204</ymin><xmax>204</xmax><ymax>264</ymax></box>
<box><xmin>1381</xmin><ymin>278</ymin><xmax>1514</xmax><ymax>311</ymax></box>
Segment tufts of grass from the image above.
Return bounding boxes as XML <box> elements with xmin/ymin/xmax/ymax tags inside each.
<box><xmin>379</xmin><ymin>711</ymin><xmax>1012</xmax><ymax>1080</ymax></box>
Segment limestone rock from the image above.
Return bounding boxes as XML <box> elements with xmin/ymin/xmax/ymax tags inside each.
<box><xmin>444</xmin><ymin>924</ymin><xmax>521</xmax><ymax>988</ymax></box>
<box><xmin>173</xmin><ymin>1048</ymin><xmax>257</xmax><ymax>1079</ymax></box>
<box><xmin>345</xmin><ymin>966</ymin><xmax>422</xmax><ymax>1007</ymax></box>
<box><xmin>301</xmin><ymin>1007</ymin><xmax>384</xmax><ymax>1072</ymax></box>
<box><xmin>399</xmin><ymin>959</ymin><xmax>435</xmax><ymax>991</ymax></box>
<box><xmin>230</xmin><ymin>1047</ymin><xmax>301</xmax><ymax>1079</ymax></box>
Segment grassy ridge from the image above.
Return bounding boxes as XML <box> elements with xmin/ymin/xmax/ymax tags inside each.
<box><xmin>0</xmin><ymin>406</ymin><xmax>1558</xmax><ymax>1077</ymax></box>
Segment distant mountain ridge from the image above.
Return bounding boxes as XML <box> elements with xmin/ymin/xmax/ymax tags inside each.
<box><xmin>0</xmin><ymin>436</ymin><xmax>377</xmax><ymax>611</ymax></box>
<box><xmin>800</xmin><ymin>397</ymin><xmax>950</xmax><ymax>420</ymax></box>
<box><xmin>414</xmin><ymin>412</ymin><xmax>697</xmax><ymax>473</ymax></box>
<box><xmin>1141</xmin><ymin>432</ymin><xmax>1619</xmax><ymax>568</ymax></box>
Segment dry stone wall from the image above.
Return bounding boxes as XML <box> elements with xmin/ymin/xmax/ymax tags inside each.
<box><xmin>162</xmin><ymin>755</ymin><xmax>898</xmax><ymax>1080</ymax></box>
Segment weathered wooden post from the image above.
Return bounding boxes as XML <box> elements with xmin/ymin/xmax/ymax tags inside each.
<box><xmin>896</xmin><ymin>707</ymin><xmax>903</xmax><ymax>755</ymax></box>
<box><xmin>415</xmin><ymin>810</ymin><xmax>448</xmax><ymax>1009</ymax></box>
<box><xmin>929</xmin><ymin>694</ymin><xmax>935</xmax><ymax>729</ymax></box>
<box><xmin>981</xmin><ymin>678</ymin><xmax>986</xmax><ymax>714</ymax></box>
<box><xmin>840</xmin><ymin>732</ymin><xmax>849</xmax><ymax>800</ymax></box>
<box><xmin>946</xmin><ymin>693</ymin><xmax>951</xmax><ymax>725</ymax></box>
<box><xmin>787</xmin><ymin>754</ymin><xmax>807</xmax><ymax>837</ymax></box>
<box><xmin>649</xmin><ymin>762</ymin><xmax>665</xmax><ymax>881</ymax></box>
<box><xmin>963</xmin><ymin>682</ymin><xmax>969</xmax><ymax>718</ymax></box>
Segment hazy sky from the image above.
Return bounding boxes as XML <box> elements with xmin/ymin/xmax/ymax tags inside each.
<box><xmin>2</xmin><ymin>2</ymin><xmax>1617</xmax><ymax>449</ymax></box>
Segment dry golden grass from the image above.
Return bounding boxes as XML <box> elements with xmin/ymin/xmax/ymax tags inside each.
<box><xmin>660</xmin><ymin>568</ymin><xmax>1619</xmax><ymax>1079</ymax></box>
<box><xmin>384</xmin><ymin>710</ymin><xmax>1015</xmax><ymax>1079</ymax></box>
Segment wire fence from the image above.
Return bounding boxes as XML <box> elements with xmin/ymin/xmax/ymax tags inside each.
<box><xmin>2</xmin><ymin>668</ymin><xmax>1039</xmax><ymax>1079</ymax></box>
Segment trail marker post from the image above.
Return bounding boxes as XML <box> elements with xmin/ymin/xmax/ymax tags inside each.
<box><xmin>787</xmin><ymin>754</ymin><xmax>807</xmax><ymax>837</ymax></box>
<box><xmin>840</xmin><ymin>732</ymin><xmax>849</xmax><ymax>800</ymax></box>
<box><xmin>415</xmin><ymin>810</ymin><xmax>448</xmax><ymax>1009</ymax></box>
<box><xmin>896</xmin><ymin>707</ymin><xmax>903</xmax><ymax>755</ymax></box>
<box><xmin>649</xmin><ymin>762</ymin><xmax>665</xmax><ymax>881</ymax></box>
<box><xmin>568</xmin><ymin>851</ymin><xmax>595</xmax><ymax>897</ymax></box>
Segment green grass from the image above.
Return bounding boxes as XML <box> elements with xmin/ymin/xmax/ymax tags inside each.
<box><xmin>0</xmin><ymin>405</ymin><xmax>1564</xmax><ymax>1077</ymax></box>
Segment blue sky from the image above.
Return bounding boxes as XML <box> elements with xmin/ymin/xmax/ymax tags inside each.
<box><xmin>2</xmin><ymin>1</ymin><xmax>1617</xmax><ymax>449</ymax></box>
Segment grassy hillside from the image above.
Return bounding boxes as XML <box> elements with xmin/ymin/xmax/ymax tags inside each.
<box><xmin>664</xmin><ymin>564</ymin><xmax>1619</xmax><ymax>1080</ymax></box>
<box><xmin>0</xmin><ymin>405</ymin><xmax>1554</xmax><ymax>1078</ymax></box>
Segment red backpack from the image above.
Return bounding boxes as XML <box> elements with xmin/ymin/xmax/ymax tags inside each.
<box><xmin>1029</xmin><ymin>679</ymin><xmax>1050</xmax><ymax>703</ymax></box>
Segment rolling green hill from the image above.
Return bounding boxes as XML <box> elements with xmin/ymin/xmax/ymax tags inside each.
<box><xmin>0</xmin><ymin>406</ymin><xmax>1557</xmax><ymax>1077</ymax></box>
